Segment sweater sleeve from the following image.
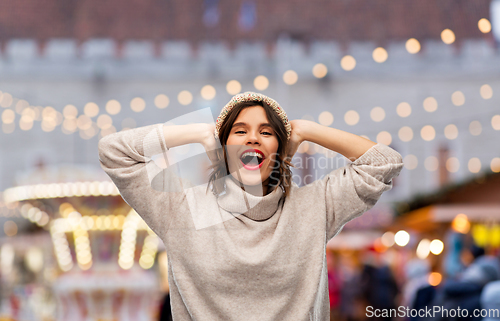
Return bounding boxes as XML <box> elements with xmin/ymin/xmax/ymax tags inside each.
<box><xmin>97</xmin><ymin>123</ymin><xmax>186</xmax><ymax>238</ymax></box>
<box><xmin>323</xmin><ymin>143</ymin><xmax>404</xmax><ymax>241</ymax></box>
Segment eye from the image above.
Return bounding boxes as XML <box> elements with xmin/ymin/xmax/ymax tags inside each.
<box><xmin>262</xmin><ymin>131</ymin><xmax>273</xmax><ymax>136</ymax></box>
<box><xmin>235</xmin><ymin>130</ymin><xmax>246</xmax><ymax>134</ymax></box>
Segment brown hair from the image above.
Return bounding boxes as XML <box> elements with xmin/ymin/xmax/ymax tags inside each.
<box><xmin>207</xmin><ymin>100</ymin><xmax>293</xmax><ymax>197</ymax></box>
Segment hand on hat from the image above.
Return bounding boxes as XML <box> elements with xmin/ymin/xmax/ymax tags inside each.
<box><xmin>201</xmin><ymin>124</ymin><xmax>220</xmax><ymax>165</ymax></box>
<box><xmin>285</xmin><ymin>120</ymin><xmax>308</xmax><ymax>160</ymax></box>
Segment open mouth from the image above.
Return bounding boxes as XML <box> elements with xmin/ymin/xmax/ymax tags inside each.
<box><xmin>239</xmin><ymin>149</ymin><xmax>265</xmax><ymax>170</ymax></box>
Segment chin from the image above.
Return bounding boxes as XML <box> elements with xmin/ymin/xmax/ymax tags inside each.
<box><xmin>230</xmin><ymin>170</ymin><xmax>267</xmax><ymax>187</ymax></box>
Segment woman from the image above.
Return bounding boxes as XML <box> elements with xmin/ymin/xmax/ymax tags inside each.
<box><xmin>98</xmin><ymin>92</ymin><xmax>404</xmax><ymax>321</ymax></box>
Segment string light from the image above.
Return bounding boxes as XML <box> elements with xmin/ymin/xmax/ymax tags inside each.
<box><xmin>480</xmin><ymin>84</ymin><xmax>493</xmax><ymax>99</ymax></box>
<box><xmin>396</xmin><ymin>102</ymin><xmax>412</xmax><ymax>117</ymax></box>
<box><xmin>283</xmin><ymin>70</ymin><xmax>298</xmax><ymax>85</ymax></box>
<box><xmin>405</xmin><ymin>38</ymin><xmax>421</xmax><ymax>54</ymax></box>
<box><xmin>63</xmin><ymin>105</ymin><xmax>78</xmax><ymax>119</ymax></box>
<box><xmin>3</xmin><ymin>181</ymin><xmax>119</xmax><ymax>203</ymax></box>
<box><xmin>51</xmin><ymin>220</ymin><xmax>73</xmax><ymax>272</ymax></box>
<box><xmin>312</xmin><ymin>63</ymin><xmax>328</xmax><ymax>78</ymax></box>
<box><xmin>370</xmin><ymin>107</ymin><xmax>385</xmax><ymax>122</ymax></box>
<box><xmin>340</xmin><ymin>55</ymin><xmax>356</xmax><ymax>71</ymax></box>
<box><xmin>478</xmin><ymin>18</ymin><xmax>492</xmax><ymax>33</ymax></box>
<box><xmin>118</xmin><ymin>212</ymin><xmax>141</xmax><ymax>270</ymax></box>
<box><xmin>154</xmin><ymin>94</ymin><xmax>170</xmax><ymax>109</ymax></box>
<box><xmin>177</xmin><ymin>90</ymin><xmax>193</xmax><ymax>105</ymax></box>
<box><xmin>441</xmin><ymin>29</ymin><xmax>456</xmax><ymax>44</ymax></box>
<box><xmin>226</xmin><ymin>80</ymin><xmax>241</xmax><ymax>95</ymax></box>
<box><xmin>372</xmin><ymin>47</ymin><xmax>388</xmax><ymax>63</ymax></box>
<box><xmin>423</xmin><ymin>97</ymin><xmax>438</xmax><ymax>112</ymax></box>
<box><xmin>84</xmin><ymin>102</ymin><xmax>99</xmax><ymax>117</ymax></box>
<box><xmin>139</xmin><ymin>232</ymin><xmax>159</xmax><ymax>269</ymax></box>
<box><xmin>253</xmin><ymin>76</ymin><xmax>269</xmax><ymax>91</ymax></box>
<box><xmin>106</xmin><ymin>100</ymin><xmax>121</xmax><ymax>115</ymax></box>
<box><xmin>344</xmin><ymin>110</ymin><xmax>359</xmax><ymax>125</ymax></box>
<box><xmin>451</xmin><ymin>91</ymin><xmax>465</xmax><ymax>106</ymax></box>
<box><xmin>201</xmin><ymin>85</ymin><xmax>216</xmax><ymax>100</ymax></box>
<box><xmin>130</xmin><ymin>97</ymin><xmax>146</xmax><ymax>112</ymax></box>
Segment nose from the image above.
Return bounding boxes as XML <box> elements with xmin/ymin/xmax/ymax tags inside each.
<box><xmin>245</xmin><ymin>130</ymin><xmax>261</xmax><ymax>146</ymax></box>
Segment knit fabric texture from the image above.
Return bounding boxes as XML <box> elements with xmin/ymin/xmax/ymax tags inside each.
<box><xmin>98</xmin><ymin>123</ymin><xmax>404</xmax><ymax>321</ymax></box>
<box><xmin>215</xmin><ymin>92</ymin><xmax>292</xmax><ymax>140</ymax></box>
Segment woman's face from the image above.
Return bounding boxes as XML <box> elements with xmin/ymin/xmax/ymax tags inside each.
<box><xmin>225</xmin><ymin>106</ymin><xmax>279</xmax><ymax>192</ymax></box>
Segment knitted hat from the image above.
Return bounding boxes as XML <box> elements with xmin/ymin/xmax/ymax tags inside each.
<box><xmin>215</xmin><ymin>92</ymin><xmax>291</xmax><ymax>140</ymax></box>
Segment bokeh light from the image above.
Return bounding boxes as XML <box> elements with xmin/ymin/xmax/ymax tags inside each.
<box><xmin>446</xmin><ymin>157</ymin><xmax>460</xmax><ymax>173</ymax></box>
<box><xmin>416</xmin><ymin>239</ymin><xmax>430</xmax><ymax>259</ymax></box>
<box><xmin>370</xmin><ymin>107</ymin><xmax>385</xmax><ymax>122</ymax></box>
<box><xmin>396</xmin><ymin>102</ymin><xmax>412</xmax><ymax>118</ymax></box>
<box><xmin>480</xmin><ymin>84</ymin><xmax>493</xmax><ymax>99</ymax></box>
<box><xmin>97</xmin><ymin>114</ymin><xmax>113</xmax><ymax>129</ymax></box>
<box><xmin>312</xmin><ymin>63</ymin><xmax>328</xmax><ymax>78</ymax></box>
<box><xmin>340</xmin><ymin>55</ymin><xmax>356</xmax><ymax>71</ymax></box>
<box><xmin>254</xmin><ymin>76</ymin><xmax>269</xmax><ymax>91</ymax></box>
<box><xmin>420</xmin><ymin>125</ymin><xmax>436</xmax><ymax>142</ymax></box>
<box><xmin>106</xmin><ymin>100</ymin><xmax>121</xmax><ymax>115</ymax></box>
<box><xmin>318</xmin><ymin>111</ymin><xmax>334</xmax><ymax>126</ymax></box>
<box><xmin>154</xmin><ymin>94</ymin><xmax>170</xmax><ymax>109</ymax></box>
<box><xmin>404</xmin><ymin>154</ymin><xmax>418</xmax><ymax>170</ymax></box>
<box><xmin>226</xmin><ymin>80</ymin><xmax>241</xmax><ymax>95</ymax></box>
<box><xmin>201</xmin><ymin>85</ymin><xmax>216</xmax><ymax>100</ymax></box>
<box><xmin>398</xmin><ymin>126</ymin><xmax>413</xmax><ymax>142</ymax></box>
<box><xmin>344</xmin><ymin>110</ymin><xmax>359</xmax><ymax>125</ymax></box>
<box><xmin>478</xmin><ymin>18</ymin><xmax>492</xmax><ymax>33</ymax></box>
<box><xmin>63</xmin><ymin>105</ymin><xmax>78</xmax><ymax>119</ymax></box>
<box><xmin>423</xmin><ymin>97</ymin><xmax>438</xmax><ymax>112</ymax></box>
<box><xmin>130</xmin><ymin>97</ymin><xmax>146</xmax><ymax>112</ymax></box>
<box><xmin>0</xmin><ymin>93</ymin><xmax>13</xmax><ymax>108</ymax></box>
<box><xmin>451</xmin><ymin>91</ymin><xmax>465</xmax><ymax>106</ymax></box>
<box><xmin>2</xmin><ymin>109</ymin><xmax>15</xmax><ymax>124</ymax></box>
<box><xmin>491</xmin><ymin>158</ymin><xmax>500</xmax><ymax>173</ymax></box>
<box><xmin>84</xmin><ymin>102</ymin><xmax>99</xmax><ymax>117</ymax></box>
<box><xmin>468</xmin><ymin>158</ymin><xmax>481</xmax><ymax>173</ymax></box>
<box><xmin>451</xmin><ymin>214</ymin><xmax>470</xmax><ymax>234</ymax></box>
<box><xmin>441</xmin><ymin>29</ymin><xmax>456</xmax><ymax>44</ymax></box>
<box><xmin>177</xmin><ymin>91</ymin><xmax>193</xmax><ymax>105</ymax></box>
<box><xmin>405</xmin><ymin>38</ymin><xmax>421</xmax><ymax>54</ymax></box>
<box><xmin>429</xmin><ymin>239</ymin><xmax>444</xmax><ymax>255</ymax></box>
<box><xmin>376</xmin><ymin>131</ymin><xmax>392</xmax><ymax>145</ymax></box>
<box><xmin>381</xmin><ymin>232</ymin><xmax>395</xmax><ymax>247</ymax></box>
<box><xmin>425</xmin><ymin>156</ymin><xmax>439</xmax><ymax>171</ymax></box>
<box><xmin>372</xmin><ymin>47</ymin><xmax>388</xmax><ymax>63</ymax></box>
<box><xmin>429</xmin><ymin>272</ymin><xmax>442</xmax><ymax>286</ymax></box>
<box><xmin>444</xmin><ymin>124</ymin><xmax>459</xmax><ymax>140</ymax></box>
<box><xmin>395</xmin><ymin>230</ymin><xmax>410</xmax><ymax>246</ymax></box>
<box><xmin>492</xmin><ymin>115</ymin><xmax>500</xmax><ymax>130</ymax></box>
<box><xmin>283</xmin><ymin>70</ymin><xmax>298</xmax><ymax>85</ymax></box>
<box><xmin>4</xmin><ymin>221</ymin><xmax>18</xmax><ymax>236</ymax></box>
<box><xmin>469</xmin><ymin>120</ymin><xmax>482</xmax><ymax>136</ymax></box>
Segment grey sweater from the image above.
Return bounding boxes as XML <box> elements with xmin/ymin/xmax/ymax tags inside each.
<box><xmin>98</xmin><ymin>123</ymin><xmax>404</xmax><ymax>321</ymax></box>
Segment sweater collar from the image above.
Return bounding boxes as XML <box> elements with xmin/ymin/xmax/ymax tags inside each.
<box><xmin>216</xmin><ymin>176</ymin><xmax>283</xmax><ymax>221</ymax></box>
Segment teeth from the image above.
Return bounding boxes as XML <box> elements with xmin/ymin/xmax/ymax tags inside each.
<box><xmin>241</xmin><ymin>152</ymin><xmax>263</xmax><ymax>159</ymax></box>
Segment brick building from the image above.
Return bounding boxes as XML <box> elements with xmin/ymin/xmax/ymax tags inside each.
<box><xmin>0</xmin><ymin>0</ymin><xmax>494</xmax><ymax>55</ymax></box>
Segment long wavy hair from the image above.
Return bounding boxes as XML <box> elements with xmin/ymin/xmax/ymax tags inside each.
<box><xmin>207</xmin><ymin>100</ymin><xmax>293</xmax><ymax>197</ymax></box>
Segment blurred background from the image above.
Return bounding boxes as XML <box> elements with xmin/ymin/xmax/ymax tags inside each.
<box><xmin>1</xmin><ymin>0</ymin><xmax>500</xmax><ymax>320</ymax></box>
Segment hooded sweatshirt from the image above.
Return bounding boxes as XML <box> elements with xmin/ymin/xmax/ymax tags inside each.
<box><xmin>97</xmin><ymin>122</ymin><xmax>404</xmax><ymax>321</ymax></box>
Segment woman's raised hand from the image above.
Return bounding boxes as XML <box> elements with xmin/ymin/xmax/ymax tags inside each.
<box><xmin>285</xmin><ymin>120</ymin><xmax>308</xmax><ymax>160</ymax></box>
<box><xmin>200</xmin><ymin>124</ymin><xmax>220</xmax><ymax>165</ymax></box>
<box><xmin>163</xmin><ymin>123</ymin><xmax>219</xmax><ymax>164</ymax></box>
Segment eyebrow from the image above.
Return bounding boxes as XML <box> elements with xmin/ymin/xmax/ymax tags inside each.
<box><xmin>232</xmin><ymin>122</ymin><xmax>273</xmax><ymax>128</ymax></box>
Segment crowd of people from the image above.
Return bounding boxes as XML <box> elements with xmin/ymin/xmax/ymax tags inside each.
<box><xmin>325</xmin><ymin>236</ymin><xmax>500</xmax><ymax>321</ymax></box>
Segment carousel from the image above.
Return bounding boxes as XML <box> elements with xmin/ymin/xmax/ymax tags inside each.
<box><xmin>1</xmin><ymin>163</ymin><xmax>164</xmax><ymax>321</ymax></box>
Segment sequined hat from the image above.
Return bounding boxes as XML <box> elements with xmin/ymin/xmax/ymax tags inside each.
<box><xmin>215</xmin><ymin>92</ymin><xmax>291</xmax><ymax>140</ymax></box>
